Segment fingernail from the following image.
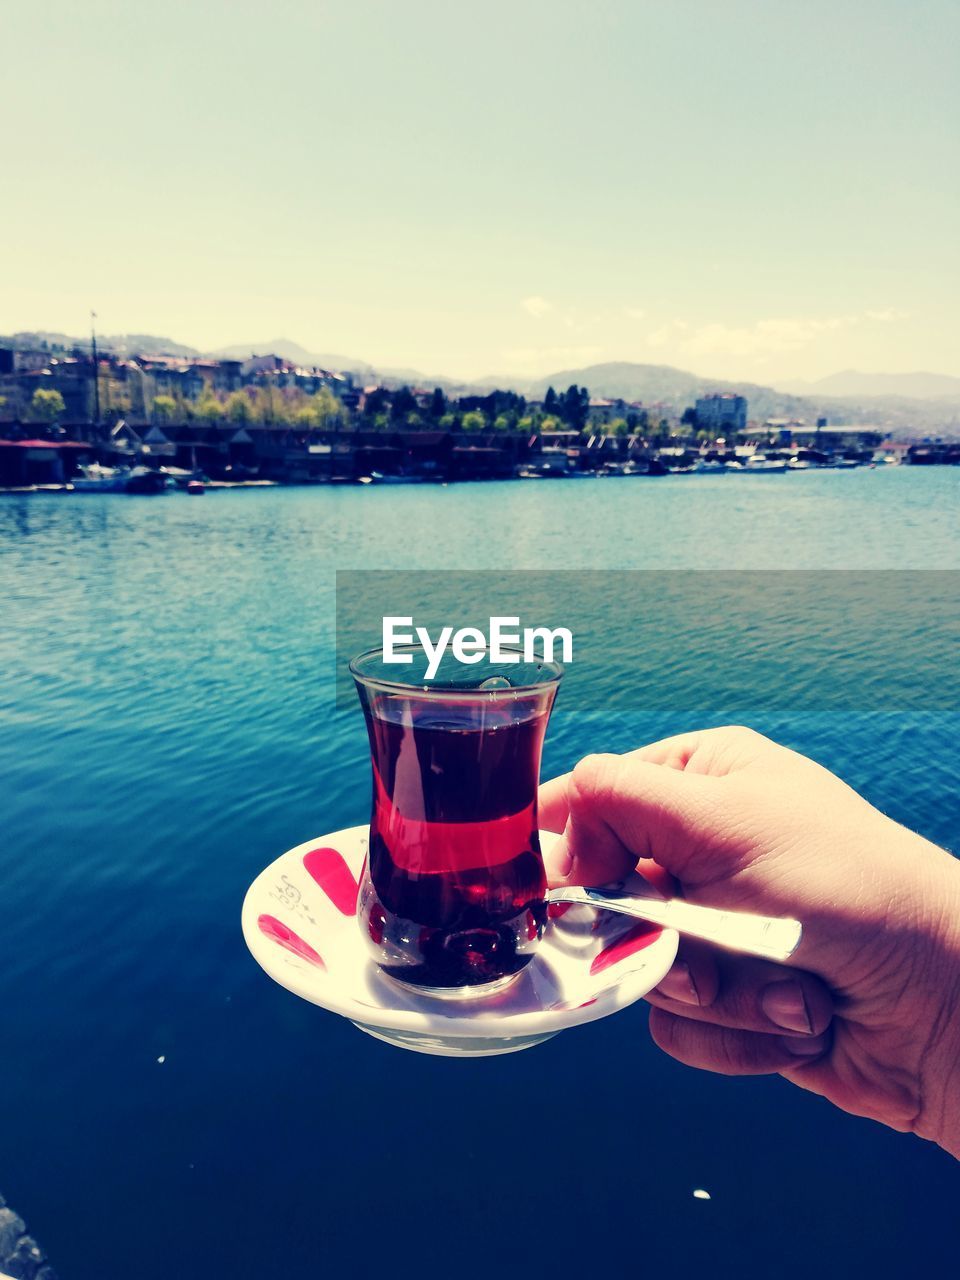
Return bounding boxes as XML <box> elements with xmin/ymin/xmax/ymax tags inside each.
<box><xmin>762</xmin><ymin>980</ymin><xmax>811</xmax><ymax>1033</ymax></box>
<box><xmin>656</xmin><ymin>961</ymin><xmax>700</xmax><ymax>1006</ymax></box>
<box><xmin>781</xmin><ymin>1031</ymin><xmax>829</xmax><ymax>1057</ymax></box>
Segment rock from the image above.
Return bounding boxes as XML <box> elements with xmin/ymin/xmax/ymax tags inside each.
<box><xmin>0</xmin><ymin>1208</ymin><xmax>27</xmax><ymax>1257</ymax></box>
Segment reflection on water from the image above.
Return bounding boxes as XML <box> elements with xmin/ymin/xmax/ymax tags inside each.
<box><xmin>1</xmin><ymin>469</ymin><xmax>958</xmax><ymax>1280</ymax></box>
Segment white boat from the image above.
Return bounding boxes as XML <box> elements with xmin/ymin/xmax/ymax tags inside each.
<box><xmin>368</xmin><ymin>471</ymin><xmax>425</xmax><ymax>484</ymax></box>
<box><xmin>744</xmin><ymin>453</ymin><xmax>788</xmax><ymax>473</ymax></box>
<box><xmin>788</xmin><ymin>457</ymin><xmax>815</xmax><ymax>470</ymax></box>
<box><xmin>71</xmin><ymin>463</ymin><xmax>127</xmax><ymax>492</ymax></box>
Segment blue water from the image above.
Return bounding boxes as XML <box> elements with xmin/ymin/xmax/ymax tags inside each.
<box><xmin>1</xmin><ymin>467</ymin><xmax>958</xmax><ymax>1280</ymax></box>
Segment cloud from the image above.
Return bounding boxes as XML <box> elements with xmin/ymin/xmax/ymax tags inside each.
<box><xmin>643</xmin><ymin>309</ymin><xmax>911</xmax><ymax>362</ymax></box>
<box><xmin>622</xmin><ymin>306</ymin><xmax>646</xmax><ymax>321</ymax></box>
<box><xmin>521</xmin><ymin>295</ymin><xmax>552</xmax><ymax>318</ymax></box>
<box><xmin>643</xmin><ymin>312</ymin><xmax>909</xmax><ymax>361</ymax></box>
<box><xmin>647</xmin><ymin>319</ymin><xmax>689</xmax><ymax>349</ymax></box>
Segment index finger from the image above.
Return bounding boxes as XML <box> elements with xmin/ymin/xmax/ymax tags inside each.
<box><xmin>538</xmin><ymin>773</ymin><xmax>572</xmax><ymax>833</ymax></box>
<box><xmin>538</xmin><ymin>731</ymin><xmax>704</xmax><ymax>832</ymax></box>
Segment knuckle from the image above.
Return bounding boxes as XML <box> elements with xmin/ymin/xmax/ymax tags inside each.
<box><xmin>721</xmin><ymin>724</ymin><xmax>762</xmax><ymax>745</ymax></box>
<box><xmin>569</xmin><ymin>752</ymin><xmax>619</xmax><ymax>808</ymax></box>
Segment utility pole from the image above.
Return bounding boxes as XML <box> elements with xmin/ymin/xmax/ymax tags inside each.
<box><xmin>91</xmin><ymin>310</ymin><xmax>101</xmax><ymax>430</ymax></box>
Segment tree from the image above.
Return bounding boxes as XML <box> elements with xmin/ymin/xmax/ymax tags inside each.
<box><xmin>428</xmin><ymin>387</ymin><xmax>447</xmax><ymax>419</ymax></box>
<box><xmin>611</xmin><ymin>417</ymin><xmax>630</xmax><ymax>438</ymax></box>
<box><xmin>193</xmin><ymin>390</ymin><xmax>225</xmax><ymax>421</ymax></box>
<box><xmin>362</xmin><ymin>387</ymin><xmax>390</xmax><ymax>418</ymax></box>
<box><xmin>681</xmin><ymin>406</ymin><xmax>698</xmax><ymax>428</ymax></box>
<box><xmin>292</xmin><ymin>405</ymin><xmax>319</xmax><ymax>428</ymax></box>
<box><xmin>225</xmin><ymin>390</ymin><xmax>254</xmax><ymax>423</ymax></box>
<box><xmin>312</xmin><ymin>386</ymin><xmax>342</xmax><ymax>427</ymax></box>
<box><xmin>252</xmin><ymin>385</ymin><xmax>282</xmax><ymax>425</ymax></box>
<box><xmin>461</xmin><ymin>410</ymin><xmax>487</xmax><ymax>432</ymax></box>
<box><xmin>30</xmin><ymin>388</ymin><xmax>66</xmax><ymax>422</ymax></box>
<box><xmin>544</xmin><ymin>386</ymin><xmax>558</xmax><ymax>414</ymax></box>
<box><xmin>561</xmin><ymin>384</ymin><xmax>589</xmax><ymax>431</ymax></box>
<box><xmin>390</xmin><ymin>386</ymin><xmax>417</xmax><ymax>422</ymax></box>
<box><xmin>152</xmin><ymin>395</ymin><xmax>177</xmax><ymax>423</ymax></box>
<box><xmin>493</xmin><ymin>413</ymin><xmax>514</xmax><ymax>431</ymax></box>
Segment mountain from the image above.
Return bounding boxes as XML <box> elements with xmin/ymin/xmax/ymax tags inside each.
<box><xmin>500</xmin><ymin>360</ymin><xmax>960</xmax><ymax>436</ymax></box>
<box><xmin>4</xmin><ymin>328</ymin><xmax>959</xmax><ymax>434</ymax></box>
<box><xmin>779</xmin><ymin>370</ymin><xmax>960</xmax><ymax>401</ymax></box>
<box><xmin>208</xmin><ymin>338</ymin><xmax>375</xmax><ymax>375</ymax></box>
<box><xmin>517</xmin><ymin>361</ymin><xmax>814</xmax><ymax>421</ymax></box>
<box><xmin>1</xmin><ymin>330</ymin><xmax>201</xmax><ymax>358</ymax></box>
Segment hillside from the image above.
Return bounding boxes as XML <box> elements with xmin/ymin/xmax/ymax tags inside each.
<box><xmin>509</xmin><ymin>361</ymin><xmax>960</xmax><ymax>436</ymax></box>
<box><xmin>780</xmin><ymin>370</ymin><xmax>960</xmax><ymax>401</ymax></box>
<box><xmin>3</xmin><ymin>330</ymin><xmax>959</xmax><ymax>435</ymax></box>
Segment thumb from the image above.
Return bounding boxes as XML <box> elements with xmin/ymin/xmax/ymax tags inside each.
<box><xmin>545</xmin><ymin>752</ymin><xmax>721</xmax><ymax>888</ymax></box>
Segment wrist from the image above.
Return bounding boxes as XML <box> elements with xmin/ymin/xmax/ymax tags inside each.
<box><xmin>909</xmin><ymin>835</ymin><xmax>960</xmax><ymax>1157</ymax></box>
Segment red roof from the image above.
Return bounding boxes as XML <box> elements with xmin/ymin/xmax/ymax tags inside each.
<box><xmin>0</xmin><ymin>438</ymin><xmax>91</xmax><ymax>449</ymax></box>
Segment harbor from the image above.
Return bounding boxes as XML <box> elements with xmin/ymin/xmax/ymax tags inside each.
<box><xmin>0</xmin><ymin>422</ymin><xmax>952</xmax><ymax>495</ymax></box>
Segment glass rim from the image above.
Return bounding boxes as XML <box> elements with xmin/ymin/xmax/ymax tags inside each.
<box><xmin>349</xmin><ymin>642</ymin><xmax>564</xmax><ymax>701</ymax></box>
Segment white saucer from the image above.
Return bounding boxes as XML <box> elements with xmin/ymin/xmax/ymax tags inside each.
<box><xmin>241</xmin><ymin>825</ymin><xmax>678</xmax><ymax>1056</ymax></box>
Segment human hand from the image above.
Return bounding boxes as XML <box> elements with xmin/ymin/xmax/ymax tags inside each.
<box><xmin>539</xmin><ymin>727</ymin><xmax>960</xmax><ymax>1156</ymax></box>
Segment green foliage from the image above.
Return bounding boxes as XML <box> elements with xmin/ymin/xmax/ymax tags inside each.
<box><xmin>560</xmin><ymin>385</ymin><xmax>589</xmax><ymax>430</ymax></box>
<box><xmin>252</xmin><ymin>386</ymin><xmax>284</xmax><ymax>425</ymax></box>
<box><xmin>193</xmin><ymin>390</ymin><xmax>225</xmax><ymax>421</ymax></box>
<box><xmin>428</xmin><ymin>387</ymin><xmax>446</xmax><ymax>418</ymax></box>
<box><xmin>225</xmin><ymin>391</ymin><xmax>254</xmax><ymax>423</ymax></box>
<box><xmin>610</xmin><ymin>417</ymin><xmax>630</xmax><ymax>438</ymax></box>
<box><xmin>461</xmin><ymin>410</ymin><xmax>487</xmax><ymax>432</ymax></box>
<box><xmin>493</xmin><ymin>413</ymin><xmax>514</xmax><ymax>431</ymax></box>
<box><xmin>313</xmin><ymin>386</ymin><xmax>342</xmax><ymax>427</ymax></box>
<box><xmin>152</xmin><ymin>394</ymin><xmax>177</xmax><ymax>423</ymax></box>
<box><xmin>30</xmin><ymin>387</ymin><xmax>66</xmax><ymax>422</ymax></box>
<box><xmin>390</xmin><ymin>386</ymin><xmax>417</xmax><ymax>422</ymax></box>
<box><xmin>292</xmin><ymin>405</ymin><xmax>319</xmax><ymax>427</ymax></box>
<box><xmin>363</xmin><ymin>387</ymin><xmax>390</xmax><ymax>417</ymax></box>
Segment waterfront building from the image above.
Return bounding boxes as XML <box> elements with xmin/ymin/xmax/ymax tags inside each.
<box><xmin>695</xmin><ymin>393</ymin><xmax>748</xmax><ymax>435</ymax></box>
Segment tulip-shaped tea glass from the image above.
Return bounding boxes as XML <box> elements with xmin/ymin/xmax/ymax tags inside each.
<box><xmin>351</xmin><ymin>644</ymin><xmax>562</xmax><ymax>999</ymax></box>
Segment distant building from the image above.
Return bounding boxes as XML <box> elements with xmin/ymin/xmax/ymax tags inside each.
<box><xmin>695</xmin><ymin>393</ymin><xmax>747</xmax><ymax>435</ymax></box>
<box><xmin>587</xmin><ymin>397</ymin><xmax>645</xmax><ymax>426</ymax></box>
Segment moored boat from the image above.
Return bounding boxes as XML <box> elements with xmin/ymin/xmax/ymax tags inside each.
<box><xmin>744</xmin><ymin>453</ymin><xmax>788</xmax><ymax>473</ymax></box>
<box><xmin>123</xmin><ymin>466</ymin><xmax>168</xmax><ymax>494</ymax></box>
<box><xmin>71</xmin><ymin>463</ymin><xmax>127</xmax><ymax>493</ymax></box>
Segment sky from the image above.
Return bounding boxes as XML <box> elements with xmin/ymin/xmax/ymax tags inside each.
<box><xmin>2</xmin><ymin>0</ymin><xmax>957</xmax><ymax>384</ymax></box>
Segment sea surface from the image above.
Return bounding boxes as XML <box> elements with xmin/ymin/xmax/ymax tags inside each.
<box><xmin>1</xmin><ymin>467</ymin><xmax>958</xmax><ymax>1280</ymax></box>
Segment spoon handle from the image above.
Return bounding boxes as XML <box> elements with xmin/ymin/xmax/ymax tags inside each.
<box><xmin>548</xmin><ymin>883</ymin><xmax>803</xmax><ymax>964</ymax></box>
